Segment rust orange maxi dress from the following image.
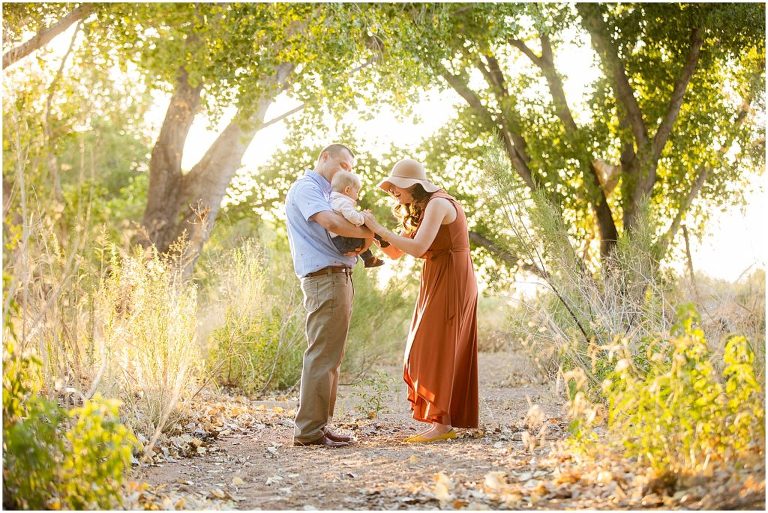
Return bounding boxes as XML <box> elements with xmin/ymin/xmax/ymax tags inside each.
<box><xmin>403</xmin><ymin>191</ymin><xmax>479</xmax><ymax>428</ymax></box>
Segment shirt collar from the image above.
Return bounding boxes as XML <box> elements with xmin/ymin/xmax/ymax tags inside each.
<box><xmin>305</xmin><ymin>170</ymin><xmax>331</xmax><ymax>194</ymax></box>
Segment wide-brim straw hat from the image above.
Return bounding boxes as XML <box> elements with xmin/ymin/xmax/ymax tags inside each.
<box><xmin>377</xmin><ymin>159</ymin><xmax>440</xmax><ymax>193</ymax></box>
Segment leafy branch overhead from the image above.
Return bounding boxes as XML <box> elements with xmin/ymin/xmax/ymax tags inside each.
<box><xmin>3</xmin><ymin>3</ymin><xmax>764</xmax><ymax>280</ymax></box>
<box><xmin>381</xmin><ymin>3</ymin><xmax>764</xmax><ymax>272</ymax></box>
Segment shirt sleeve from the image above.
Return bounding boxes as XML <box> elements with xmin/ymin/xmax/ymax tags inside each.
<box><xmin>293</xmin><ymin>182</ymin><xmax>332</xmax><ymax>222</ymax></box>
<box><xmin>337</xmin><ymin>203</ymin><xmax>365</xmax><ymax>226</ymax></box>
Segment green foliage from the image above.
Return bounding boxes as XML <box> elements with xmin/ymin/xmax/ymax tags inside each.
<box><xmin>566</xmin><ymin>305</ymin><xmax>765</xmax><ymax>474</ymax></box>
<box><xmin>722</xmin><ymin>334</ymin><xmax>764</xmax><ymax>454</ymax></box>
<box><xmin>3</xmin><ymin>343</ymin><xmax>138</xmax><ymax>510</ymax></box>
<box><xmin>204</xmin><ymin>238</ymin><xmax>305</xmax><ymax>394</ymax></box>
<box><xmin>84</xmin><ymin>3</ymin><xmax>402</xmax><ymax>122</ymax></box>
<box><xmin>389</xmin><ymin>2</ymin><xmax>766</xmax><ymax>273</ymax></box>
<box><xmin>353</xmin><ymin>370</ymin><xmax>396</xmax><ymax>419</ymax></box>
<box><xmin>60</xmin><ymin>396</ymin><xmax>138</xmax><ymax>509</ymax></box>
<box><xmin>2</xmin><ymin>343</ymin><xmax>63</xmax><ymax>509</ymax></box>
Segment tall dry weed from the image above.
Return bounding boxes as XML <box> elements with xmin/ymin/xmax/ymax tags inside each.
<box><xmin>91</xmin><ymin>242</ymin><xmax>201</xmax><ymax>437</ymax></box>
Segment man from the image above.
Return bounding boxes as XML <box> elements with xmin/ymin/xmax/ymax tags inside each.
<box><xmin>285</xmin><ymin>143</ymin><xmax>373</xmax><ymax>448</ymax></box>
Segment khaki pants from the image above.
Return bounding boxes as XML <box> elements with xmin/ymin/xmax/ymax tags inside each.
<box><xmin>293</xmin><ymin>272</ymin><xmax>354</xmax><ymax>442</ymax></box>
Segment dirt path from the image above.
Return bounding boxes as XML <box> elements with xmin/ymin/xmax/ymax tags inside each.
<box><xmin>133</xmin><ymin>352</ymin><xmax>764</xmax><ymax>510</ymax></box>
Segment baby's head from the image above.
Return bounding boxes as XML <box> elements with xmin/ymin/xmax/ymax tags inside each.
<box><xmin>331</xmin><ymin>170</ymin><xmax>362</xmax><ymax>201</ymax></box>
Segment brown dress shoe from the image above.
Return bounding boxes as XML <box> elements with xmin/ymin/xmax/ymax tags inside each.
<box><xmin>324</xmin><ymin>428</ymin><xmax>353</xmax><ymax>443</ymax></box>
<box><xmin>293</xmin><ymin>434</ymin><xmax>349</xmax><ymax>448</ymax></box>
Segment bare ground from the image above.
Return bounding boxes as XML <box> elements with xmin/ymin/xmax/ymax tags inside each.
<box><xmin>131</xmin><ymin>351</ymin><xmax>765</xmax><ymax>510</ymax></box>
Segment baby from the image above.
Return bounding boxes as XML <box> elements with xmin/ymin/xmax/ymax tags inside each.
<box><xmin>329</xmin><ymin>171</ymin><xmax>387</xmax><ymax>268</ymax></box>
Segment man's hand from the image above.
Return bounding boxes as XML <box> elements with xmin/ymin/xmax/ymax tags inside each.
<box><xmin>311</xmin><ymin>210</ymin><xmax>372</xmax><ymax>238</ymax></box>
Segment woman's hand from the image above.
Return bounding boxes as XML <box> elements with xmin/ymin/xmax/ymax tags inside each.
<box><xmin>362</xmin><ymin>211</ymin><xmax>384</xmax><ymax>235</ymax></box>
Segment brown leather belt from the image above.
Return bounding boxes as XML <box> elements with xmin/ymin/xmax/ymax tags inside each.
<box><xmin>305</xmin><ymin>266</ymin><xmax>352</xmax><ymax>278</ymax></box>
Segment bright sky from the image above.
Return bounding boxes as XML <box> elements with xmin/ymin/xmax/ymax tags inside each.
<box><xmin>27</xmin><ymin>20</ymin><xmax>768</xmax><ymax>286</ymax></box>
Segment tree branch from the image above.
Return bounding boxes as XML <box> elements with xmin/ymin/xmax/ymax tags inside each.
<box><xmin>650</xmin><ymin>27</ymin><xmax>705</xmax><ymax>163</ymax></box>
<box><xmin>511</xmin><ymin>34</ymin><xmax>618</xmax><ymax>257</ymax></box>
<box><xmin>508</xmin><ymin>38</ymin><xmax>542</xmax><ymax>67</ymax></box>
<box><xmin>577</xmin><ymin>4</ymin><xmax>649</xmax><ymax>146</ymax></box>
<box><xmin>655</xmin><ymin>98</ymin><xmax>753</xmax><ymax>258</ymax></box>
<box><xmin>3</xmin><ymin>4</ymin><xmax>95</xmax><ymax>69</ymax></box>
<box><xmin>512</xmin><ymin>35</ymin><xmax>578</xmax><ymax>133</ymax></box>
<box><xmin>438</xmin><ymin>65</ymin><xmax>537</xmax><ymax>190</ymax></box>
<box><xmin>43</xmin><ymin>20</ymin><xmax>81</xmax><ymax>201</ymax></box>
<box><xmin>476</xmin><ymin>53</ymin><xmax>531</xmax><ymax>164</ymax></box>
<box><xmin>468</xmin><ymin>230</ymin><xmax>546</xmax><ymax>278</ymax></box>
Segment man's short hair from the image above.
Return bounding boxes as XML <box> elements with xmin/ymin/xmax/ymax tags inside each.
<box><xmin>331</xmin><ymin>170</ymin><xmax>361</xmax><ymax>191</ymax></box>
<box><xmin>317</xmin><ymin>143</ymin><xmax>355</xmax><ymax>162</ymax></box>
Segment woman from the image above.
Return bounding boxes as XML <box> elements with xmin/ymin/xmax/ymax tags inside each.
<box><xmin>363</xmin><ymin>158</ymin><xmax>479</xmax><ymax>443</ymax></box>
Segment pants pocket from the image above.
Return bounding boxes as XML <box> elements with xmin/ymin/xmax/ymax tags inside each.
<box><xmin>302</xmin><ymin>275</ymin><xmax>335</xmax><ymax>313</ymax></box>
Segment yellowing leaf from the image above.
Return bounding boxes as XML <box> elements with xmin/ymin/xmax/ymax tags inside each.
<box><xmin>433</xmin><ymin>472</ymin><xmax>454</xmax><ymax>503</ymax></box>
<box><xmin>484</xmin><ymin>471</ymin><xmax>507</xmax><ymax>491</ymax></box>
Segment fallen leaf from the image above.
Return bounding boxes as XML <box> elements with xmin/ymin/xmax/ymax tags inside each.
<box><xmin>208</xmin><ymin>488</ymin><xmax>226</xmax><ymax>500</ymax></box>
<box><xmin>232</xmin><ymin>477</ymin><xmax>245</xmax><ymax>486</ymax></box>
<box><xmin>433</xmin><ymin>472</ymin><xmax>455</xmax><ymax>504</ymax></box>
<box><xmin>500</xmin><ymin>491</ymin><xmax>523</xmax><ymax>507</ymax></box>
<box><xmin>452</xmin><ymin>499</ymin><xmax>468</xmax><ymax>509</ymax></box>
<box><xmin>641</xmin><ymin>493</ymin><xmax>664</xmax><ymax>507</ymax></box>
<box><xmin>484</xmin><ymin>471</ymin><xmax>507</xmax><ymax>491</ymax></box>
<box><xmin>597</xmin><ymin>470</ymin><xmax>613</xmax><ymax>484</ymax></box>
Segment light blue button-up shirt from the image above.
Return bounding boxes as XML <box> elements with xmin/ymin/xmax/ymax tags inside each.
<box><xmin>285</xmin><ymin>170</ymin><xmax>357</xmax><ymax>277</ymax></box>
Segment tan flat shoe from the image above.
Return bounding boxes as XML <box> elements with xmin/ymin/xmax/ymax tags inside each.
<box><xmin>404</xmin><ymin>429</ymin><xmax>457</xmax><ymax>443</ymax></box>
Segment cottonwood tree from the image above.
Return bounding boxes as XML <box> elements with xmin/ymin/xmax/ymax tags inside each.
<box><xmin>94</xmin><ymin>4</ymin><xmax>390</xmax><ymax>271</ymax></box>
<box><xmin>5</xmin><ymin>3</ymin><xmax>394</xmax><ymax>272</ymax></box>
<box><xmin>381</xmin><ymin>3</ymin><xmax>764</xmax><ymax>272</ymax></box>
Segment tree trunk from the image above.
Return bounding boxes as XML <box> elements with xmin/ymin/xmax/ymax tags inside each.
<box><xmin>141</xmin><ymin>68</ymin><xmax>202</xmax><ymax>253</ymax></box>
<box><xmin>140</xmin><ymin>62</ymin><xmax>294</xmax><ymax>275</ymax></box>
<box><xmin>173</xmin><ymin>96</ymin><xmax>274</xmax><ymax>272</ymax></box>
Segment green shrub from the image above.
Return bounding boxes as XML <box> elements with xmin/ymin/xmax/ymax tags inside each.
<box><xmin>352</xmin><ymin>370</ymin><xmax>396</xmax><ymax>419</ymax></box>
<box><xmin>59</xmin><ymin>397</ymin><xmax>138</xmax><ymax>509</ymax></box>
<box><xmin>3</xmin><ymin>343</ymin><xmax>138</xmax><ymax>509</ymax></box>
<box><xmin>566</xmin><ymin>304</ymin><xmax>765</xmax><ymax>474</ymax></box>
<box><xmin>202</xmin><ymin>235</ymin><xmax>413</xmax><ymax>395</ymax></box>
<box><xmin>203</xmin><ymin>239</ymin><xmax>305</xmax><ymax>394</ymax></box>
<box><xmin>3</xmin><ymin>343</ymin><xmax>63</xmax><ymax>509</ymax></box>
